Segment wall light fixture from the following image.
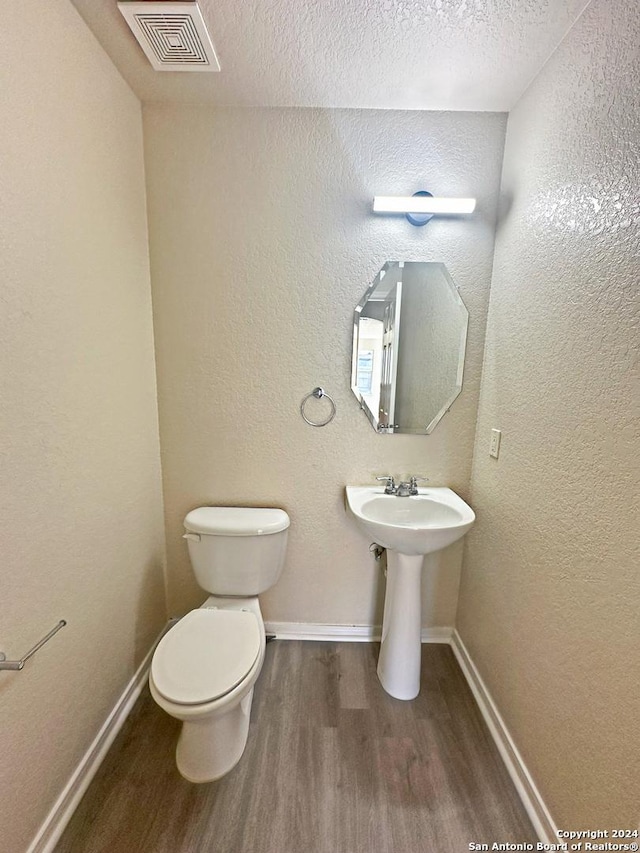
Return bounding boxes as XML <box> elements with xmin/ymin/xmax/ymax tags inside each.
<box><xmin>372</xmin><ymin>190</ymin><xmax>476</xmax><ymax>226</ymax></box>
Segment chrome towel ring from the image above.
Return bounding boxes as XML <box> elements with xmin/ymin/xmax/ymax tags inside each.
<box><xmin>300</xmin><ymin>387</ymin><xmax>336</xmax><ymax>427</ymax></box>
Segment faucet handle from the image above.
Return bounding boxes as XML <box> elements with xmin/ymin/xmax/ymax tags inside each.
<box><xmin>409</xmin><ymin>476</ymin><xmax>429</xmax><ymax>493</ymax></box>
<box><xmin>376</xmin><ymin>475</ymin><xmax>396</xmax><ymax>494</ymax></box>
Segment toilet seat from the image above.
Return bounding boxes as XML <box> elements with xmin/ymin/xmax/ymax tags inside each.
<box><xmin>151</xmin><ymin>609</ymin><xmax>261</xmax><ymax>706</ymax></box>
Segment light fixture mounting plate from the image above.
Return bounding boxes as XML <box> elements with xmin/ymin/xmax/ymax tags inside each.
<box><xmin>406</xmin><ymin>191</ymin><xmax>434</xmax><ymax>227</ymax></box>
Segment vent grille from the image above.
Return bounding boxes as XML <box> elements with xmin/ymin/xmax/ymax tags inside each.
<box><xmin>118</xmin><ymin>2</ymin><xmax>220</xmax><ymax>72</ymax></box>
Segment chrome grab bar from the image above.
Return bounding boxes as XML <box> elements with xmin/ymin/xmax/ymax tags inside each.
<box><xmin>0</xmin><ymin>620</ymin><xmax>67</xmax><ymax>671</ymax></box>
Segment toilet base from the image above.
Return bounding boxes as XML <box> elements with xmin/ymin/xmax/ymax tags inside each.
<box><xmin>175</xmin><ymin>687</ymin><xmax>255</xmax><ymax>783</ymax></box>
<box><xmin>149</xmin><ymin>596</ymin><xmax>266</xmax><ymax>783</ymax></box>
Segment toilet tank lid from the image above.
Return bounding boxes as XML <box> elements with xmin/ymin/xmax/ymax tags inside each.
<box><xmin>184</xmin><ymin>506</ymin><xmax>290</xmax><ymax>536</ymax></box>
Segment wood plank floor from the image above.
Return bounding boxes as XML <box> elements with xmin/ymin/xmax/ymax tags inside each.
<box><xmin>55</xmin><ymin>641</ymin><xmax>536</xmax><ymax>853</ymax></box>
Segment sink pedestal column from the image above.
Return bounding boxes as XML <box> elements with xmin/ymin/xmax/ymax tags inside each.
<box><xmin>377</xmin><ymin>551</ymin><xmax>423</xmax><ymax>700</ymax></box>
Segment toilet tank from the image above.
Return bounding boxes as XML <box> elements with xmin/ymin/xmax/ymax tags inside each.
<box><xmin>183</xmin><ymin>507</ymin><xmax>290</xmax><ymax>596</ymax></box>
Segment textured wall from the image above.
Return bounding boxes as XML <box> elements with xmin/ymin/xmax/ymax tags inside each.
<box><xmin>0</xmin><ymin>3</ymin><xmax>166</xmax><ymax>852</ymax></box>
<box><xmin>457</xmin><ymin>0</ymin><xmax>640</xmax><ymax>829</ymax></box>
<box><xmin>143</xmin><ymin>106</ymin><xmax>506</xmax><ymax>626</ymax></box>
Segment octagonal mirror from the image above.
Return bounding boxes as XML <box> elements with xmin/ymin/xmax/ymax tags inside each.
<box><xmin>351</xmin><ymin>261</ymin><xmax>468</xmax><ymax>434</ymax></box>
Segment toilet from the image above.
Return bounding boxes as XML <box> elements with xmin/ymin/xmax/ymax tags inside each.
<box><xmin>149</xmin><ymin>506</ymin><xmax>290</xmax><ymax>783</ymax></box>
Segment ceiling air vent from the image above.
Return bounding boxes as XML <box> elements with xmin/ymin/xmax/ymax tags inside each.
<box><xmin>117</xmin><ymin>2</ymin><xmax>220</xmax><ymax>72</ymax></box>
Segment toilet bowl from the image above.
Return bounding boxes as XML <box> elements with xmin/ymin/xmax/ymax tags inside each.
<box><xmin>149</xmin><ymin>506</ymin><xmax>289</xmax><ymax>783</ymax></box>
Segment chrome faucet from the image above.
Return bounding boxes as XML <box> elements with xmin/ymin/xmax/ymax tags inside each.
<box><xmin>375</xmin><ymin>475</ymin><xmax>397</xmax><ymax>494</ymax></box>
<box><xmin>376</xmin><ymin>475</ymin><xmax>429</xmax><ymax>496</ymax></box>
<box><xmin>395</xmin><ymin>480</ymin><xmax>414</xmax><ymax>497</ymax></box>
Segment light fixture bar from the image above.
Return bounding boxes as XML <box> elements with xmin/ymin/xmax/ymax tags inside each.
<box><xmin>373</xmin><ymin>196</ymin><xmax>476</xmax><ymax>215</ymax></box>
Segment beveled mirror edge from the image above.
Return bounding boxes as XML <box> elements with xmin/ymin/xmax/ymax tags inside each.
<box><xmin>351</xmin><ymin>262</ymin><xmax>403</xmax><ymax>434</ymax></box>
<box><xmin>421</xmin><ymin>267</ymin><xmax>470</xmax><ymax>434</ymax></box>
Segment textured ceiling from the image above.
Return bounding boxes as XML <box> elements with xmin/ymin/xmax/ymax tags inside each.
<box><xmin>71</xmin><ymin>0</ymin><xmax>591</xmax><ymax>109</ymax></box>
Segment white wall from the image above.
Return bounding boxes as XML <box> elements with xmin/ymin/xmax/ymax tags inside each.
<box><xmin>0</xmin><ymin>3</ymin><xmax>166</xmax><ymax>851</ymax></box>
<box><xmin>143</xmin><ymin>106</ymin><xmax>506</xmax><ymax>628</ymax></box>
<box><xmin>458</xmin><ymin>0</ymin><xmax>640</xmax><ymax>828</ymax></box>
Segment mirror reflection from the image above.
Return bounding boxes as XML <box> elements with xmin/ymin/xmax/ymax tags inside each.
<box><xmin>351</xmin><ymin>262</ymin><xmax>468</xmax><ymax>434</ymax></box>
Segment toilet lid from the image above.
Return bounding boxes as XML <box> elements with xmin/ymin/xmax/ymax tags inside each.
<box><xmin>151</xmin><ymin>609</ymin><xmax>261</xmax><ymax>705</ymax></box>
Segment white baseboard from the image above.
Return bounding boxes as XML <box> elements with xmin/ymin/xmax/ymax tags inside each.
<box><xmin>27</xmin><ymin>625</ymin><xmax>171</xmax><ymax>853</ymax></box>
<box><xmin>450</xmin><ymin>629</ymin><xmax>557</xmax><ymax>844</ymax></box>
<box><xmin>28</xmin><ymin>619</ymin><xmax>554</xmax><ymax>850</ymax></box>
<box><xmin>264</xmin><ymin>621</ymin><xmax>453</xmax><ymax>644</ymax></box>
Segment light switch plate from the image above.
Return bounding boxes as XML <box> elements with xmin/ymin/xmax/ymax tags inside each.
<box><xmin>490</xmin><ymin>428</ymin><xmax>501</xmax><ymax>458</ymax></box>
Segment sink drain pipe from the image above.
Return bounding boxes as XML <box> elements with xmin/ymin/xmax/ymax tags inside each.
<box><xmin>369</xmin><ymin>543</ymin><xmax>385</xmax><ymax>561</ymax></box>
<box><xmin>369</xmin><ymin>543</ymin><xmax>386</xmax><ymax>575</ymax></box>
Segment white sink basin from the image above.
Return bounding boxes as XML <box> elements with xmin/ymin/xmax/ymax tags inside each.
<box><xmin>345</xmin><ymin>486</ymin><xmax>475</xmax><ymax>556</ymax></box>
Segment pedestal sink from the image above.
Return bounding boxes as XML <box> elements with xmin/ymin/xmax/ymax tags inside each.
<box><xmin>345</xmin><ymin>486</ymin><xmax>475</xmax><ymax>700</ymax></box>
